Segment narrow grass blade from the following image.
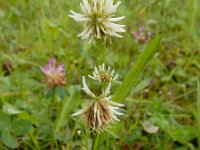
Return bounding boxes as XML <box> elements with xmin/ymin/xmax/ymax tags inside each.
<box><xmin>197</xmin><ymin>79</ymin><xmax>200</xmax><ymax>149</ymax></box>
<box><xmin>55</xmin><ymin>86</ymin><xmax>80</xmax><ymax>133</ymax></box>
<box><xmin>190</xmin><ymin>0</ymin><xmax>200</xmax><ymax>49</ymax></box>
<box><xmin>28</xmin><ymin>132</ymin><xmax>40</xmax><ymax>150</ymax></box>
<box><xmin>113</xmin><ymin>35</ymin><xmax>161</xmax><ymax>102</ymax></box>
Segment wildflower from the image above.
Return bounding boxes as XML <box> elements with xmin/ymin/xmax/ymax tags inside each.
<box><xmin>88</xmin><ymin>63</ymin><xmax>118</xmax><ymax>82</ymax></box>
<box><xmin>132</xmin><ymin>24</ymin><xmax>152</xmax><ymax>43</ymax></box>
<box><xmin>41</xmin><ymin>58</ymin><xmax>66</xmax><ymax>87</ymax></box>
<box><xmin>72</xmin><ymin>76</ymin><xmax>124</xmax><ymax>132</ymax></box>
<box><xmin>69</xmin><ymin>0</ymin><xmax>126</xmax><ymax>41</ymax></box>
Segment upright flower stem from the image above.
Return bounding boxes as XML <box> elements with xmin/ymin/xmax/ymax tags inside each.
<box><xmin>48</xmin><ymin>88</ymin><xmax>55</xmax><ymax>119</ymax></box>
<box><xmin>92</xmin><ymin>134</ymin><xmax>100</xmax><ymax>150</ymax></box>
<box><xmin>47</xmin><ymin>88</ymin><xmax>58</xmax><ymax>149</ymax></box>
<box><xmin>103</xmin><ymin>43</ymin><xmax>107</xmax><ymax>62</ymax></box>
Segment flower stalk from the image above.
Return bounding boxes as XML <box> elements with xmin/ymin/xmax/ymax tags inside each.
<box><xmin>92</xmin><ymin>133</ymin><xmax>100</xmax><ymax>150</ymax></box>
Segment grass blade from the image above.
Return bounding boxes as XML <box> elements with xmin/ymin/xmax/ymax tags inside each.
<box><xmin>197</xmin><ymin>79</ymin><xmax>200</xmax><ymax>149</ymax></box>
<box><xmin>55</xmin><ymin>86</ymin><xmax>80</xmax><ymax>133</ymax></box>
<box><xmin>113</xmin><ymin>35</ymin><xmax>161</xmax><ymax>102</ymax></box>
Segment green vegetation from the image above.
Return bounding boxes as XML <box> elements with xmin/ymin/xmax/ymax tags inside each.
<box><xmin>0</xmin><ymin>0</ymin><xmax>199</xmax><ymax>149</ymax></box>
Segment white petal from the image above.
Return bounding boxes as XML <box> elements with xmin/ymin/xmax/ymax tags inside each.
<box><xmin>94</xmin><ymin>66</ymin><xmax>99</xmax><ymax>74</ymax></box>
<box><xmin>111</xmin><ymin>108</ymin><xmax>123</xmax><ymax>116</ymax></box>
<box><xmin>88</xmin><ymin>75</ymin><xmax>97</xmax><ymax>80</ymax></box>
<box><xmin>107</xmin><ymin>66</ymin><xmax>110</xmax><ymax>72</ymax></box>
<box><xmin>81</xmin><ymin>26</ymin><xmax>94</xmax><ymax>40</ymax></box>
<box><xmin>113</xmin><ymin>1</ymin><xmax>121</xmax><ymax>10</ymax></box>
<box><xmin>111</xmin><ymin>69</ymin><xmax>115</xmax><ymax>75</ymax></box>
<box><xmin>98</xmin><ymin>0</ymin><xmax>104</xmax><ymax>14</ymax></box>
<box><xmin>103</xmin><ymin>82</ymin><xmax>111</xmax><ymax>96</ymax></box>
<box><xmin>108</xmin><ymin>100</ymin><xmax>124</xmax><ymax>107</ymax></box>
<box><xmin>82</xmin><ymin>76</ymin><xmax>96</xmax><ymax>98</ymax></box>
<box><xmin>110</xmin><ymin>16</ymin><xmax>125</xmax><ymax>22</ymax></box>
<box><xmin>94</xmin><ymin>102</ymin><xmax>97</xmax><ymax>118</ymax></box>
<box><xmin>113</xmin><ymin>74</ymin><xmax>118</xmax><ymax>80</ymax></box>
<box><xmin>109</xmin><ymin>105</ymin><xmax>119</xmax><ymax>110</ymax></box>
<box><xmin>96</xmin><ymin>25</ymin><xmax>101</xmax><ymax>39</ymax></box>
<box><xmin>105</xmin><ymin>95</ymin><xmax>112</xmax><ymax>100</ymax></box>
<box><xmin>102</xmin><ymin>63</ymin><xmax>105</xmax><ymax>71</ymax></box>
<box><xmin>93</xmin><ymin>0</ymin><xmax>97</xmax><ymax>13</ymax></box>
<box><xmin>110</xmin><ymin>32</ymin><xmax>123</xmax><ymax>38</ymax></box>
<box><xmin>99</xmin><ymin>64</ymin><xmax>102</xmax><ymax>71</ymax></box>
<box><xmin>70</xmin><ymin>10</ymin><xmax>85</xmax><ymax>17</ymax></box>
<box><xmin>71</xmin><ymin>106</ymin><xmax>88</xmax><ymax>116</ymax></box>
<box><xmin>78</xmin><ymin>26</ymin><xmax>90</xmax><ymax>37</ymax></box>
<box><xmin>69</xmin><ymin>14</ymin><xmax>90</xmax><ymax>22</ymax></box>
<box><xmin>97</xmin><ymin>109</ymin><xmax>102</xmax><ymax>126</ymax></box>
<box><xmin>82</xmin><ymin>0</ymin><xmax>92</xmax><ymax>14</ymax></box>
<box><xmin>92</xmin><ymin>72</ymin><xmax>98</xmax><ymax>79</ymax></box>
<box><xmin>110</xmin><ymin>112</ymin><xmax>120</xmax><ymax>121</ymax></box>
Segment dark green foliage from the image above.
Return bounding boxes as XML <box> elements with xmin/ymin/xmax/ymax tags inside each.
<box><xmin>0</xmin><ymin>0</ymin><xmax>199</xmax><ymax>149</ymax></box>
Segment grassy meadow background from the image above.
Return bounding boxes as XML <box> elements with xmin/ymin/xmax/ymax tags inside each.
<box><xmin>0</xmin><ymin>0</ymin><xmax>200</xmax><ymax>149</ymax></box>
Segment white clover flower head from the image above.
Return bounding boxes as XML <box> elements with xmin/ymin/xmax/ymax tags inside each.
<box><xmin>69</xmin><ymin>0</ymin><xmax>126</xmax><ymax>42</ymax></box>
<box><xmin>88</xmin><ymin>63</ymin><xmax>118</xmax><ymax>82</ymax></box>
<box><xmin>72</xmin><ymin>76</ymin><xmax>124</xmax><ymax>132</ymax></box>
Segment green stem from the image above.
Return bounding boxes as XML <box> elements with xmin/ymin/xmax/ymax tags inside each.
<box><xmin>104</xmin><ymin>45</ymin><xmax>107</xmax><ymax>63</ymax></box>
<box><xmin>48</xmin><ymin>89</ymin><xmax>55</xmax><ymax>119</ymax></box>
<box><xmin>48</xmin><ymin>88</ymin><xmax>58</xmax><ymax>149</ymax></box>
<box><xmin>0</xmin><ymin>140</ymin><xmax>3</xmax><ymax>150</ymax></box>
<box><xmin>28</xmin><ymin>132</ymin><xmax>40</xmax><ymax>150</ymax></box>
<box><xmin>92</xmin><ymin>134</ymin><xmax>100</xmax><ymax>150</ymax></box>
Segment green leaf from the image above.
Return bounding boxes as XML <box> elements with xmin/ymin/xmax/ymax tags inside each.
<box><xmin>45</xmin><ymin>88</ymin><xmax>56</xmax><ymax>98</ymax></box>
<box><xmin>1</xmin><ymin>131</ymin><xmax>18</xmax><ymax>149</ymax></box>
<box><xmin>55</xmin><ymin>85</ymin><xmax>81</xmax><ymax>133</ymax></box>
<box><xmin>108</xmin><ymin>122</ymin><xmax>124</xmax><ymax>139</ymax></box>
<box><xmin>113</xmin><ymin>35</ymin><xmax>161</xmax><ymax>102</ymax></box>
<box><xmin>173</xmin><ymin>147</ymin><xmax>188</xmax><ymax>150</ymax></box>
<box><xmin>18</xmin><ymin>112</ymin><xmax>37</xmax><ymax>124</ymax></box>
<box><xmin>0</xmin><ymin>111</ymin><xmax>11</xmax><ymax>132</ymax></box>
<box><xmin>170</xmin><ymin>125</ymin><xmax>197</xmax><ymax>144</ymax></box>
<box><xmin>153</xmin><ymin>113</ymin><xmax>170</xmax><ymax>132</ymax></box>
<box><xmin>2</xmin><ymin>103</ymin><xmax>22</xmax><ymax>115</ymax></box>
<box><xmin>11</xmin><ymin>119</ymin><xmax>32</xmax><ymax>136</ymax></box>
<box><xmin>130</xmin><ymin>78</ymin><xmax>151</xmax><ymax>96</ymax></box>
<box><xmin>55</xmin><ymin>87</ymin><xmax>70</xmax><ymax>100</ymax></box>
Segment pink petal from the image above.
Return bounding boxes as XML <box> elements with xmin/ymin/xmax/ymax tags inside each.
<box><xmin>40</xmin><ymin>66</ymin><xmax>50</xmax><ymax>75</ymax></box>
<box><xmin>56</xmin><ymin>64</ymin><xmax>64</xmax><ymax>73</ymax></box>
<box><xmin>47</xmin><ymin>58</ymin><xmax>56</xmax><ymax>72</ymax></box>
<box><xmin>138</xmin><ymin>24</ymin><xmax>144</xmax><ymax>32</ymax></box>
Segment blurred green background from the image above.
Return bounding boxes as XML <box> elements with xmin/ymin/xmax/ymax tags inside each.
<box><xmin>0</xmin><ymin>0</ymin><xmax>200</xmax><ymax>149</ymax></box>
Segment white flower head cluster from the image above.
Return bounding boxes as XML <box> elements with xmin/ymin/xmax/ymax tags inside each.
<box><xmin>69</xmin><ymin>0</ymin><xmax>126</xmax><ymax>42</ymax></box>
<box><xmin>88</xmin><ymin>63</ymin><xmax>118</xmax><ymax>82</ymax></box>
<box><xmin>72</xmin><ymin>75</ymin><xmax>124</xmax><ymax>132</ymax></box>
